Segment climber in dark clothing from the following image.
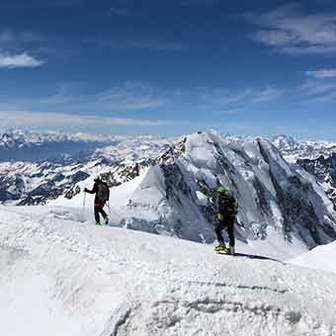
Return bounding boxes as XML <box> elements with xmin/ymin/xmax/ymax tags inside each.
<box><xmin>84</xmin><ymin>177</ymin><xmax>110</xmax><ymax>225</ymax></box>
<box><xmin>214</xmin><ymin>185</ymin><xmax>237</xmax><ymax>255</ymax></box>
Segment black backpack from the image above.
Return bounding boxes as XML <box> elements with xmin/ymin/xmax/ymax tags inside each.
<box><xmin>97</xmin><ymin>181</ymin><xmax>110</xmax><ymax>202</ymax></box>
<box><xmin>218</xmin><ymin>193</ymin><xmax>237</xmax><ymax>216</ymax></box>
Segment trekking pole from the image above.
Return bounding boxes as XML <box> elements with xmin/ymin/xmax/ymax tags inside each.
<box><xmin>82</xmin><ymin>191</ymin><xmax>86</xmax><ymax>221</ymax></box>
<box><xmin>107</xmin><ymin>200</ymin><xmax>124</xmax><ymax>226</ymax></box>
<box><xmin>107</xmin><ymin>201</ymin><xmax>118</xmax><ymax>218</ymax></box>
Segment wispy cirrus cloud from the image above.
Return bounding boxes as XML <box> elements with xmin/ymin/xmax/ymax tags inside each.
<box><xmin>300</xmin><ymin>80</ymin><xmax>336</xmax><ymax>95</ymax></box>
<box><xmin>0</xmin><ymin>81</ymin><xmax>172</xmax><ymax>131</ymax></box>
<box><xmin>197</xmin><ymin>86</ymin><xmax>283</xmax><ymax>113</ymax></box>
<box><xmin>0</xmin><ymin>80</ymin><xmax>284</xmax><ymax>134</ymax></box>
<box><xmin>32</xmin><ymin>81</ymin><xmax>166</xmax><ymax>112</ymax></box>
<box><xmin>299</xmin><ymin>67</ymin><xmax>336</xmax><ymax>102</ymax></box>
<box><xmin>245</xmin><ymin>4</ymin><xmax>336</xmax><ymax>55</ymax></box>
<box><xmin>305</xmin><ymin>68</ymin><xmax>336</xmax><ymax>78</ymax></box>
<box><xmin>300</xmin><ymin>79</ymin><xmax>336</xmax><ymax>102</ymax></box>
<box><xmin>95</xmin><ymin>82</ymin><xmax>165</xmax><ymax>111</ymax></box>
<box><xmin>2</xmin><ymin>81</ymin><xmax>166</xmax><ymax>114</ymax></box>
<box><xmin>0</xmin><ymin>110</ymin><xmax>171</xmax><ymax>130</ymax></box>
<box><xmin>0</xmin><ymin>52</ymin><xmax>44</xmax><ymax>68</ymax></box>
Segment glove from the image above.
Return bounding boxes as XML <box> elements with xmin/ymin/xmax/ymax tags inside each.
<box><xmin>217</xmin><ymin>213</ymin><xmax>224</xmax><ymax>221</ymax></box>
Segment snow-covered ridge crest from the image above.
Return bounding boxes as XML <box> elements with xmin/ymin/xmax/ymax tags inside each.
<box><xmin>1</xmin><ymin>205</ymin><xmax>336</xmax><ymax>336</ymax></box>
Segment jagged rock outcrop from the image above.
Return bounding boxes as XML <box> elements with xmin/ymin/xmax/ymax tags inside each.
<box><xmin>297</xmin><ymin>153</ymin><xmax>336</xmax><ymax>210</ymax></box>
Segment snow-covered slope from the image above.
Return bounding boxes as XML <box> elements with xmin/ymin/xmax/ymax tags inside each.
<box><xmin>290</xmin><ymin>241</ymin><xmax>336</xmax><ymax>274</ymax></box>
<box><xmin>1</xmin><ymin>205</ymin><xmax>336</xmax><ymax>336</ymax></box>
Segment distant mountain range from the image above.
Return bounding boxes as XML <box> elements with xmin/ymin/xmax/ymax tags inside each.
<box><xmin>0</xmin><ymin>129</ymin><xmax>170</xmax><ymax>205</ymax></box>
<box><xmin>1</xmin><ymin>129</ymin><xmax>336</xmax><ymax>250</ymax></box>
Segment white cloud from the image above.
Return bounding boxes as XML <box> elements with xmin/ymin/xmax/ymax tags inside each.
<box><xmin>30</xmin><ymin>81</ymin><xmax>166</xmax><ymax>112</ymax></box>
<box><xmin>299</xmin><ymin>67</ymin><xmax>336</xmax><ymax>102</ymax></box>
<box><xmin>250</xmin><ymin>88</ymin><xmax>283</xmax><ymax>103</ymax></box>
<box><xmin>299</xmin><ymin>79</ymin><xmax>336</xmax><ymax>102</ymax></box>
<box><xmin>0</xmin><ymin>29</ymin><xmax>45</xmax><ymax>68</ymax></box>
<box><xmin>96</xmin><ymin>82</ymin><xmax>165</xmax><ymax>111</ymax></box>
<box><xmin>0</xmin><ymin>52</ymin><xmax>44</xmax><ymax>68</ymax></box>
<box><xmin>305</xmin><ymin>69</ymin><xmax>336</xmax><ymax>78</ymax></box>
<box><xmin>0</xmin><ymin>110</ymin><xmax>172</xmax><ymax>130</ymax></box>
<box><xmin>246</xmin><ymin>5</ymin><xmax>336</xmax><ymax>55</ymax></box>
<box><xmin>198</xmin><ymin>86</ymin><xmax>283</xmax><ymax>112</ymax></box>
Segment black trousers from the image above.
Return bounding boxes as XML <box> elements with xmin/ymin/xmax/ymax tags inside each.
<box><xmin>215</xmin><ymin>216</ymin><xmax>235</xmax><ymax>247</ymax></box>
<box><xmin>94</xmin><ymin>205</ymin><xmax>107</xmax><ymax>224</ymax></box>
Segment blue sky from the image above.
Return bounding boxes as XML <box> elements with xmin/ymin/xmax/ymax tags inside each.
<box><xmin>0</xmin><ymin>0</ymin><xmax>336</xmax><ymax>139</ymax></box>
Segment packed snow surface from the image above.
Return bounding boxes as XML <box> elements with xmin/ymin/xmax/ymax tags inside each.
<box><xmin>290</xmin><ymin>241</ymin><xmax>336</xmax><ymax>274</ymax></box>
<box><xmin>1</xmin><ymin>205</ymin><xmax>336</xmax><ymax>336</ymax></box>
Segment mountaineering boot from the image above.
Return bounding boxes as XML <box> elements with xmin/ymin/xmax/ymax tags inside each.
<box><xmin>215</xmin><ymin>243</ymin><xmax>228</xmax><ymax>253</ymax></box>
<box><xmin>229</xmin><ymin>246</ymin><xmax>235</xmax><ymax>255</ymax></box>
<box><xmin>215</xmin><ymin>243</ymin><xmax>225</xmax><ymax>251</ymax></box>
<box><xmin>105</xmin><ymin>216</ymin><xmax>109</xmax><ymax>225</ymax></box>
<box><xmin>96</xmin><ymin>221</ymin><xmax>101</xmax><ymax>225</ymax></box>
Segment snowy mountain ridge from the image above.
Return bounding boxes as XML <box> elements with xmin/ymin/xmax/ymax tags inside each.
<box><xmin>2</xmin><ymin>129</ymin><xmax>335</xmax><ymax>161</ymax></box>
<box><xmin>0</xmin><ymin>135</ymin><xmax>170</xmax><ymax>205</ymax></box>
<box><xmin>0</xmin><ymin>129</ymin><xmax>167</xmax><ymax>162</ymax></box>
<box><xmin>0</xmin><ymin>129</ymin><xmax>167</xmax><ymax>150</ymax></box>
<box><xmin>2</xmin><ymin>129</ymin><xmax>336</xmax><ymax>251</ymax></box>
<box><xmin>272</xmin><ymin>134</ymin><xmax>336</xmax><ymax>163</ymax></box>
<box><xmin>1</xmin><ymin>130</ymin><xmax>335</xmax><ymax>207</ymax></box>
<box><xmin>1</xmin><ymin>205</ymin><xmax>336</xmax><ymax>336</ymax></box>
<box><xmin>49</xmin><ymin>131</ymin><xmax>336</xmax><ymax>257</ymax></box>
